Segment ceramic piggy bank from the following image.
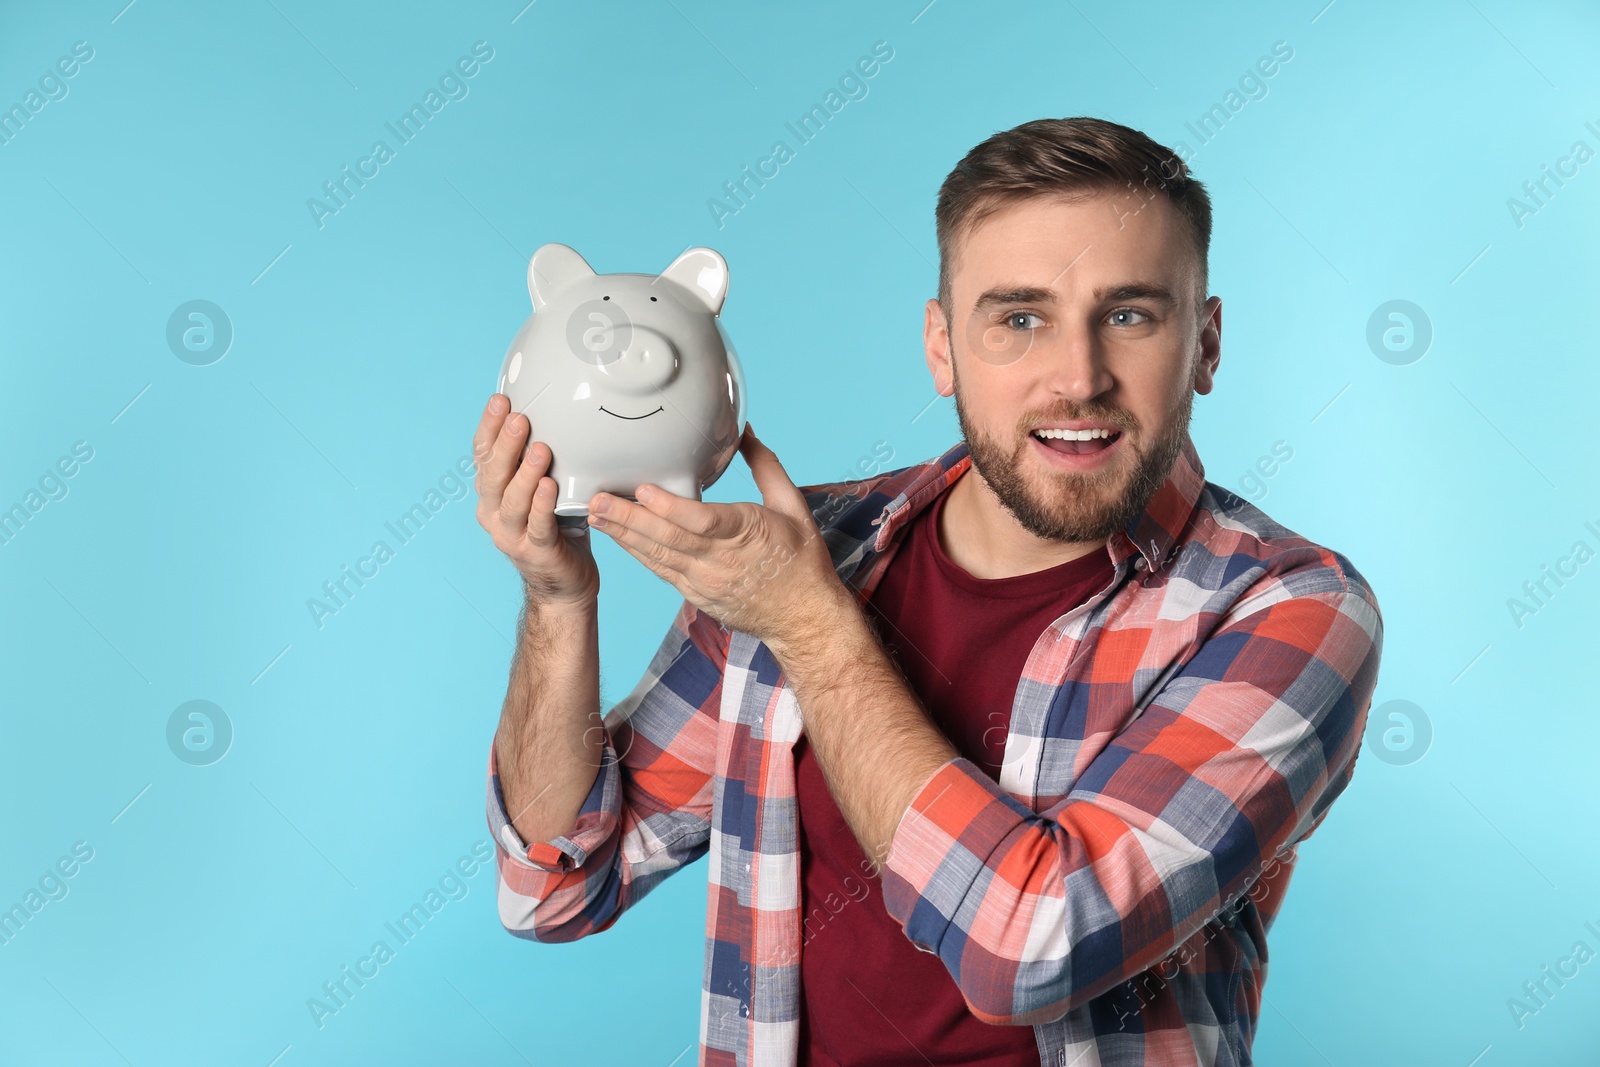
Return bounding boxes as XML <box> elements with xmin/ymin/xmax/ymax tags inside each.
<box><xmin>495</xmin><ymin>243</ymin><xmax>747</xmax><ymax>526</ymax></box>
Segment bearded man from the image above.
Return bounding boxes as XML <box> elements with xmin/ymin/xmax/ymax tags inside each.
<box><xmin>478</xmin><ymin>116</ymin><xmax>1384</xmax><ymax>1067</ymax></box>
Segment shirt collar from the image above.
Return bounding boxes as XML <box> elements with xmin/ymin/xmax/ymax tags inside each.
<box><xmin>869</xmin><ymin>429</ymin><xmax>1207</xmax><ymax>574</ymax></box>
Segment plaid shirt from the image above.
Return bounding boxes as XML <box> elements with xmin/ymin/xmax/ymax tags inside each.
<box><xmin>486</xmin><ymin>430</ymin><xmax>1384</xmax><ymax>1066</ymax></box>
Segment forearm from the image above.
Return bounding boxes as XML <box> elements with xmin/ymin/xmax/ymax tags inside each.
<box><xmin>770</xmin><ymin>588</ymin><xmax>959</xmax><ymax>874</ymax></box>
<box><xmin>493</xmin><ymin>589</ymin><xmax>603</xmax><ymax>846</ymax></box>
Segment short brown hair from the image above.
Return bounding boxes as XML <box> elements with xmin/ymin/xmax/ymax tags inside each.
<box><xmin>935</xmin><ymin>117</ymin><xmax>1212</xmax><ymax>318</ymax></box>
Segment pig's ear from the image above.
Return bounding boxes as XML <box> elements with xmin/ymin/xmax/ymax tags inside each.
<box><xmin>528</xmin><ymin>243</ymin><xmax>595</xmax><ymax>310</ymax></box>
<box><xmin>658</xmin><ymin>247</ymin><xmax>729</xmax><ymax>315</ymax></box>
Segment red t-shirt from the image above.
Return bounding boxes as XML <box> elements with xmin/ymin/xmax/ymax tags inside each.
<box><xmin>795</xmin><ymin>486</ymin><xmax>1115</xmax><ymax>1066</ymax></box>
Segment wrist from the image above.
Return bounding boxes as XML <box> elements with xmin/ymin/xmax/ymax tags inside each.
<box><xmin>521</xmin><ymin>592</ymin><xmax>597</xmax><ymax>633</ymax></box>
<box><xmin>767</xmin><ymin>583</ymin><xmax>866</xmax><ymax>676</ymax></box>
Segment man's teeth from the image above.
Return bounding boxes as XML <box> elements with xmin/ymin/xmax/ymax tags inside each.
<box><xmin>1034</xmin><ymin>428</ymin><xmax>1117</xmax><ymax>441</ymax></box>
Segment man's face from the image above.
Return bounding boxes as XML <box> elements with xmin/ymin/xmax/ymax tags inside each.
<box><xmin>924</xmin><ymin>190</ymin><xmax>1221</xmax><ymax>545</ymax></box>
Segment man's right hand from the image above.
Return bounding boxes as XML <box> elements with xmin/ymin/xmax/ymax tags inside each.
<box><xmin>474</xmin><ymin>393</ymin><xmax>601</xmax><ymax>611</ymax></box>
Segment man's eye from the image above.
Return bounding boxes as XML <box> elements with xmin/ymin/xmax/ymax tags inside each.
<box><xmin>1005</xmin><ymin>311</ymin><xmax>1044</xmax><ymax>330</ymax></box>
<box><xmin>1108</xmin><ymin>308</ymin><xmax>1150</xmax><ymax>327</ymax></box>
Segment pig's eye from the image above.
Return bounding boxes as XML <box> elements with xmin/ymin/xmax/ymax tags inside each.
<box><xmin>603</xmin><ymin>295</ymin><xmax>610</xmax><ymax>300</ymax></box>
<box><xmin>650</xmin><ymin>296</ymin><xmax>657</xmax><ymax>301</ymax></box>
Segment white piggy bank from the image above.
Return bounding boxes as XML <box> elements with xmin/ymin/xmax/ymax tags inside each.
<box><xmin>495</xmin><ymin>243</ymin><xmax>747</xmax><ymax>527</ymax></box>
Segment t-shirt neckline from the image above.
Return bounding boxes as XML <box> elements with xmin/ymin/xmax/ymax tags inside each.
<box><xmin>922</xmin><ymin>486</ymin><xmax>1112</xmax><ymax>598</ymax></box>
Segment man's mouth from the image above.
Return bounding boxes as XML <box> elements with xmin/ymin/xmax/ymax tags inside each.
<box><xmin>600</xmin><ymin>405</ymin><xmax>664</xmax><ymax>420</ymax></box>
<box><xmin>1031</xmin><ymin>427</ymin><xmax>1123</xmax><ymax>455</ymax></box>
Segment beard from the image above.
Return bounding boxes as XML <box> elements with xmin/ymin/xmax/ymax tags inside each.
<box><xmin>951</xmin><ymin>356</ymin><xmax>1195</xmax><ymax>545</ymax></box>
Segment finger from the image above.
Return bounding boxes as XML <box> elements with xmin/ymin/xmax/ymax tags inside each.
<box><xmin>484</xmin><ymin>411</ymin><xmax>533</xmax><ymax>526</ymax></box>
<box><xmin>633</xmin><ymin>483</ymin><xmax>746</xmax><ymax>540</ymax></box>
<box><xmin>604</xmin><ymin>534</ymin><xmax>695</xmax><ymax>600</ymax></box>
<box><xmin>738</xmin><ymin>423</ymin><xmax>809</xmax><ymax>523</ymax></box>
<box><xmin>598</xmin><ymin>527</ymin><xmax>666</xmax><ymax>576</ymax></box>
<box><xmin>525</xmin><ymin>474</ymin><xmax>570</xmax><ymax>549</ymax></box>
<box><xmin>481</xmin><ymin>404</ymin><xmax>532</xmax><ymax>514</ymax></box>
<box><xmin>591</xmin><ymin>491</ymin><xmax>707</xmax><ymax>555</ymax></box>
<box><xmin>472</xmin><ymin>394</ymin><xmax>513</xmax><ymax>508</ymax></box>
<box><xmin>590</xmin><ymin>496</ymin><xmax>698</xmax><ymax>574</ymax></box>
<box><xmin>502</xmin><ymin>439</ymin><xmax>551</xmax><ymax>542</ymax></box>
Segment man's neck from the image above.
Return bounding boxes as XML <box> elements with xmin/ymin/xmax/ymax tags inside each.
<box><xmin>937</xmin><ymin>467</ymin><xmax>1108</xmax><ymax>581</ymax></box>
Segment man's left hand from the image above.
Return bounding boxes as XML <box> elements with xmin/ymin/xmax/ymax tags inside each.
<box><xmin>586</xmin><ymin>423</ymin><xmax>850</xmax><ymax>648</ymax></box>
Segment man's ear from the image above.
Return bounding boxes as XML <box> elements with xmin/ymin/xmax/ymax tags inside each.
<box><xmin>924</xmin><ymin>298</ymin><xmax>955</xmax><ymax>397</ymax></box>
<box><xmin>528</xmin><ymin>243</ymin><xmax>595</xmax><ymax>310</ymax></box>
<box><xmin>1193</xmin><ymin>295</ymin><xmax>1222</xmax><ymax>395</ymax></box>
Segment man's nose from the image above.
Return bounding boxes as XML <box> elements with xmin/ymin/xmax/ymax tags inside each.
<box><xmin>1035</xmin><ymin>324</ymin><xmax>1114</xmax><ymax>399</ymax></box>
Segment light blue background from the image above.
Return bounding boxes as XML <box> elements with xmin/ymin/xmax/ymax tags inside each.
<box><xmin>2</xmin><ymin>0</ymin><xmax>1597</xmax><ymax>1063</ymax></box>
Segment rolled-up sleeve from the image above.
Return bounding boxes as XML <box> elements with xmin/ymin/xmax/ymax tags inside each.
<box><xmin>488</xmin><ymin>730</ymin><xmax>619</xmax><ymax>873</ymax></box>
<box><xmin>879</xmin><ymin>578</ymin><xmax>1383</xmax><ymax>1025</ymax></box>
<box><xmin>488</xmin><ymin>597</ymin><xmax>729</xmax><ymax>943</ymax></box>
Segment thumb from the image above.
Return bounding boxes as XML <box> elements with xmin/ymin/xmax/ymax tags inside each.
<box><xmin>740</xmin><ymin>423</ymin><xmax>810</xmax><ymax>522</ymax></box>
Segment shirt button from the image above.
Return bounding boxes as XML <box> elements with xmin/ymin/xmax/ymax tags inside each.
<box><xmin>1133</xmin><ymin>558</ymin><xmax>1146</xmax><ymax>571</ymax></box>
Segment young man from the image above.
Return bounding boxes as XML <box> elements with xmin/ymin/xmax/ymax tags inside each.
<box><xmin>475</xmin><ymin>117</ymin><xmax>1384</xmax><ymax>1067</ymax></box>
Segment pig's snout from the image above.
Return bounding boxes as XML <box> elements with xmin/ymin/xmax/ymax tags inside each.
<box><xmin>589</xmin><ymin>325</ymin><xmax>679</xmax><ymax>394</ymax></box>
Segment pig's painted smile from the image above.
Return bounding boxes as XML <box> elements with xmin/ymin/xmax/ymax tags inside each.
<box><xmin>599</xmin><ymin>404</ymin><xmax>664</xmax><ymax>420</ymax></box>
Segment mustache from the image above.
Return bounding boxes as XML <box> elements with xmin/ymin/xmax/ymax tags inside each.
<box><xmin>1020</xmin><ymin>409</ymin><xmax>1137</xmax><ymax>433</ymax></box>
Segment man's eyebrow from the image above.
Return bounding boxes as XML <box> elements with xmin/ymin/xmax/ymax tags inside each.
<box><xmin>971</xmin><ymin>281</ymin><xmax>1178</xmax><ymax>310</ymax></box>
<box><xmin>1095</xmin><ymin>282</ymin><xmax>1178</xmax><ymax>305</ymax></box>
<box><xmin>972</xmin><ymin>286</ymin><xmax>1055</xmax><ymax>310</ymax></box>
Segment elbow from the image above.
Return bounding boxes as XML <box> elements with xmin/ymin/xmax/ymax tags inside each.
<box><xmin>494</xmin><ymin>854</ymin><xmax>624</xmax><ymax>944</ymax></box>
<box><xmin>961</xmin><ymin>994</ymin><xmax>1029</xmax><ymax>1028</ymax></box>
<box><xmin>497</xmin><ymin>892</ymin><xmax>585</xmax><ymax>944</ymax></box>
<box><xmin>954</xmin><ymin>937</ymin><xmax>1166</xmax><ymax>1026</ymax></box>
<box><xmin>497</xmin><ymin>887</ymin><xmax>619</xmax><ymax>944</ymax></box>
<box><xmin>499</xmin><ymin>914</ymin><xmax>599</xmax><ymax>945</ymax></box>
<box><xmin>891</xmin><ymin>945</ymin><xmax>1081</xmax><ymax>1026</ymax></box>
<box><xmin>955</xmin><ymin>971</ymin><xmax>1074</xmax><ymax>1028</ymax></box>
<box><xmin>934</xmin><ymin>927</ymin><xmax>1094</xmax><ymax>1023</ymax></box>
